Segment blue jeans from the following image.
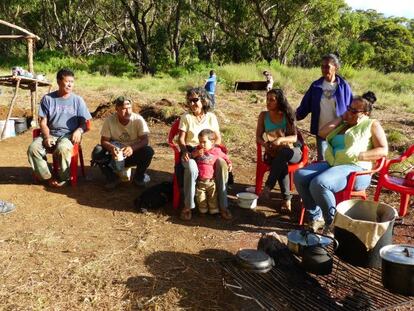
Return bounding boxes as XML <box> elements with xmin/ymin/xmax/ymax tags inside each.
<box><xmin>316</xmin><ymin>136</ymin><xmax>328</xmax><ymax>161</ymax></box>
<box><xmin>293</xmin><ymin>162</ymin><xmax>371</xmax><ymax>225</ymax></box>
<box><xmin>182</xmin><ymin>158</ymin><xmax>228</xmax><ymax>210</ymax></box>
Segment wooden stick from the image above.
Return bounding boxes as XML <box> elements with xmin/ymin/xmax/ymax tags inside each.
<box><xmin>31</xmin><ymin>81</ymin><xmax>38</xmax><ymax>128</ymax></box>
<box><xmin>0</xmin><ymin>19</ymin><xmax>40</xmax><ymax>40</ymax></box>
<box><xmin>27</xmin><ymin>38</ymin><xmax>34</xmax><ymax>74</ymax></box>
<box><xmin>0</xmin><ymin>35</ymin><xmax>32</xmax><ymax>39</ymax></box>
<box><xmin>1</xmin><ymin>79</ymin><xmax>20</xmax><ymax>140</ymax></box>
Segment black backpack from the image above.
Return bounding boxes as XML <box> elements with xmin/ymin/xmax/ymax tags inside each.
<box><xmin>134</xmin><ymin>181</ymin><xmax>173</xmax><ymax>212</ymax></box>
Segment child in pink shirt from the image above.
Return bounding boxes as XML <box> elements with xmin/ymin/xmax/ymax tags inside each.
<box><xmin>192</xmin><ymin>129</ymin><xmax>232</xmax><ymax>215</ymax></box>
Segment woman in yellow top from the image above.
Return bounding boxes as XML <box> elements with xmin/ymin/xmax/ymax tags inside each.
<box><xmin>294</xmin><ymin>92</ymin><xmax>388</xmax><ymax>234</ymax></box>
<box><xmin>178</xmin><ymin>87</ymin><xmax>232</xmax><ymax>221</ymax></box>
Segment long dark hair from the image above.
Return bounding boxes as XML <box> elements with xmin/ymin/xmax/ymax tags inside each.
<box><xmin>267</xmin><ymin>88</ymin><xmax>296</xmax><ymax>125</ymax></box>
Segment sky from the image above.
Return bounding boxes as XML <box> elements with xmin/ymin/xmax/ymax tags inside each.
<box><xmin>345</xmin><ymin>0</ymin><xmax>414</xmax><ymax>19</ymax></box>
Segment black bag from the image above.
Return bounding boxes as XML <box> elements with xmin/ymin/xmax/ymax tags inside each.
<box><xmin>134</xmin><ymin>181</ymin><xmax>173</xmax><ymax>212</ymax></box>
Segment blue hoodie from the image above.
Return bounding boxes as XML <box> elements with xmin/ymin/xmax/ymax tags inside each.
<box><xmin>296</xmin><ymin>75</ymin><xmax>353</xmax><ymax>135</ymax></box>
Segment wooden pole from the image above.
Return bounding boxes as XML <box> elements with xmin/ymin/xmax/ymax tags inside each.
<box><xmin>27</xmin><ymin>38</ymin><xmax>34</xmax><ymax>73</ymax></box>
<box><xmin>27</xmin><ymin>38</ymin><xmax>37</xmax><ymax>127</ymax></box>
<box><xmin>1</xmin><ymin>79</ymin><xmax>20</xmax><ymax>140</ymax></box>
<box><xmin>32</xmin><ymin>81</ymin><xmax>39</xmax><ymax>128</ymax></box>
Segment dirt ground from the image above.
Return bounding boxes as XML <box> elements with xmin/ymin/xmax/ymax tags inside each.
<box><xmin>0</xmin><ymin>91</ymin><xmax>413</xmax><ymax>310</ymax></box>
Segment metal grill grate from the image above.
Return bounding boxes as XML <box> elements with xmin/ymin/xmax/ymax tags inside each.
<box><xmin>221</xmin><ymin>248</ymin><xmax>414</xmax><ymax>311</ymax></box>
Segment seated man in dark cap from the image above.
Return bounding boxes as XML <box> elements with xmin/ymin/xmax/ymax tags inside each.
<box><xmin>91</xmin><ymin>96</ymin><xmax>154</xmax><ymax>189</ymax></box>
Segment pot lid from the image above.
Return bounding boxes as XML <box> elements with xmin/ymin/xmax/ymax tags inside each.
<box><xmin>236</xmin><ymin>249</ymin><xmax>274</xmax><ymax>270</ymax></box>
<box><xmin>380</xmin><ymin>244</ymin><xmax>414</xmax><ymax>265</ymax></box>
<box><xmin>287</xmin><ymin>230</ymin><xmax>332</xmax><ymax>247</ymax></box>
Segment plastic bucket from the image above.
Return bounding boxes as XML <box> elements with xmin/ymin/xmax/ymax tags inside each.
<box><xmin>10</xmin><ymin>117</ymin><xmax>28</xmax><ymax>134</ymax></box>
<box><xmin>0</xmin><ymin>120</ymin><xmax>16</xmax><ymax>138</ymax></box>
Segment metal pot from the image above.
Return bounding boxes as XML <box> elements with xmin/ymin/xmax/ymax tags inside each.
<box><xmin>302</xmin><ymin>236</ymin><xmax>338</xmax><ymax>275</ymax></box>
<box><xmin>380</xmin><ymin>244</ymin><xmax>414</xmax><ymax>296</ymax></box>
<box><xmin>287</xmin><ymin>229</ymin><xmax>334</xmax><ymax>256</ymax></box>
<box><xmin>236</xmin><ymin>249</ymin><xmax>274</xmax><ymax>273</ymax></box>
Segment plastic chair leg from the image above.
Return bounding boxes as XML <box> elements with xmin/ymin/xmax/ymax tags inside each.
<box><xmin>289</xmin><ymin>171</ymin><xmax>295</xmax><ymax>192</ymax></box>
<box><xmin>79</xmin><ymin>145</ymin><xmax>86</xmax><ymax>177</ymax></box>
<box><xmin>373</xmin><ymin>184</ymin><xmax>383</xmax><ymax>201</ymax></box>
<box><xmin>299</xmin><ymin>201</ymin><xmax>305</xmax><ymax>225</ymax></box>
<box><xmin>70</xmin><ymin>152</ymin><xmax>79</xmax><ymax>187</ymax></box>
<box><xmin>172</xmin><ymin>174</ymin><xmax>180</xmax><ymax>209</ymax></box>
<box><xmin>255</xmin><ymin>167</ymin><xmax>266</xmax><ymax>195</ymax></box>
<box><xmin>399</xmin><ymin>194</ymin><xmax>411</xmax><ymax>217</ymax></box>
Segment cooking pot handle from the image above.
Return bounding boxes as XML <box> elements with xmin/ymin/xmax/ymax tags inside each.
<box><xmin>320</xmin><ymin>234</ymin><xmax>339</xmax><ymax>251</ymax></box>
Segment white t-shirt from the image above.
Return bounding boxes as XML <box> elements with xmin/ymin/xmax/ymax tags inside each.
<box><xmin>101</xmin><ymin>112</ymin><xmax>149</xmax><ymax>145</ymax></box>
<box><xmin>179</xmin><ymin>112</ymin><xmax>220</xmax><ymax>146</ymax></box>
<box><xmin>318</xmin><ymin>80</ymin><xmax>338</xmax><ymax>130</ymax></box>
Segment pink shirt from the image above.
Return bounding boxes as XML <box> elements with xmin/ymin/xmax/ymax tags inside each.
<box><xmin>194</xmin><ymin>146</ymin><xmax>231</xmax><ymax>179</ymax></box>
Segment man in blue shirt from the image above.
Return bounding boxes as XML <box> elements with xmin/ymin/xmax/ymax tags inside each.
<box><xmin>204</xmin><ymin>70</ymin><xmax>217</xmax><ymax>108</ymax></box>
<box><xmin>27</xmin><ymin>68</ymin><xmax>92</xmax><ymax>187</ymax></box>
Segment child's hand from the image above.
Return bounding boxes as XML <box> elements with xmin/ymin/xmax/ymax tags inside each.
<box><xmin>228</xmin><ymin>163</ymin><xmax>233</xmax><ymax>172</ymax></box>
<box><xmin>192</xmin><ymin>148</ymin><xmax>204</xmax><ymax>158</ymax></box>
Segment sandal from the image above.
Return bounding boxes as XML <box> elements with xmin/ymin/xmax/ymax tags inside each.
<box><xmin>180</xmin><ymin>207</ymin><xmax>192</xmax><ymax>221</ymax></box>
<box><xmin>281</xmin><ymin>199</ymin><xmax>291</xmax><ymax>213</ymax></box>
<box><xmin>48</xmin><ymin>179</ymin><xmax>68</xmax><ymax>188</ymax></box>
<box><xmin>220</xmin><ymin>208</ymin><xmax>232</xmax><ymax>220</ymax></box>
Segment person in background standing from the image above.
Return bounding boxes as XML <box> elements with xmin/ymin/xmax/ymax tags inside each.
<box><xmin>296</xmin><ymin>54</ymin><xmax>353</xmax><ymax>161</ymax></box>
<box><xmin>204</xmin><ymin>70</ymin><xmax>217</xmax><ymax>108</ymax></box>
<box><xmin>263</xmin><ymin>71</ymin><xmax>274</xmax><ymax>91</ymax></box>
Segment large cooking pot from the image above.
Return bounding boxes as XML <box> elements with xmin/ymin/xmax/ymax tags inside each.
<box><xmin>302</xmin><ymin>236</ymin><xmax>338</xmax><ymax>275</ymax></box>
<box><xmin>287</xmin><ymin>229</ymin><xmax>334</xmax><ymax>256</ymax></box>
<box><xmin>380</xmin><ymin>244</ymin><xmax>414</xmax><ymax>296</ymax></box>
<box><xmin>236</xmin><ymin>249</ymin><xmax>275</xmax><ymax>273</ymax></box>
<box><xmin>333</xmin><ymin>200</ymin><xmax>397</xmax><ymax>268</ymax></box>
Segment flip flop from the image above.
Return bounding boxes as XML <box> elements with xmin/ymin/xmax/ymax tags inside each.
<box><xmin>180</xmin><ymin>208</ymin><xmax>192</xmax><ymax>221</ymax></box>
<box><xmin>48</xmin><ymin>179</ymin><xmax>68</xmax><ymax>188</ymax></box>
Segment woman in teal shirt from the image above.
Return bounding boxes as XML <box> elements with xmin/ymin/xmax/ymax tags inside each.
<box><xmin>256</xmin><ymin>89</ymin><xmax>302</xmax><ymax>212</ymax></box>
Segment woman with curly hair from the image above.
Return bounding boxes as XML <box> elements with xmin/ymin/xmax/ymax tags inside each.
<box><xmin>178</xmin><ymin>87</ymin><xmax>232</xmax><ymax>220</ymax></box>
<box><xmin>256</xmin><ymin>88</ymin><xmax>302</xmax><ymax>212</ymax></box>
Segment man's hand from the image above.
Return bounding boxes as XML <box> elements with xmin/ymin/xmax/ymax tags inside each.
<box><xmin>121</xmin><ymin>146</ymin><xmax>134</xmax><ymax>158</ymax></box>
<box><xmin>42</xmin><ymin>136</ymin><xmax>54</xmax><ymax>149</ymax></box>
<box><xmin>71</xmin><ymin>128</ymin><xmax>83</xmax><ymax>144</ymax></box>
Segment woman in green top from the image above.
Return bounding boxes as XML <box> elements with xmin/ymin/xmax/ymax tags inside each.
<box><xmin>294</xmin><ymin>92</ymin><xmax>388</xmax><ymax>234</ymax></box>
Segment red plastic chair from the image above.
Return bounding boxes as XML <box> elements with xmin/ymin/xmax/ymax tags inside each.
<box><xmin>32</xmin><ymin>120</ymin><xmax>91</xmax><ymax>187</ymax></box>
<box><xmin>168</xmin><ymin>119</ymin><xmax>181</xmax><ymax>209</ymax></box>
<box><xmin>298</xmin><ymin>157</ymin><xmax>386</xmax><ymax>225</ymax></box>
<box><xmin>374</xmin><ymin>145</ymin><xmax>414</xmax><ymax>217</ymax></box>
<box><xmin>255</xmin><ymin>130</ymin><xmax>309</xmax><ymax>195</ymax></box>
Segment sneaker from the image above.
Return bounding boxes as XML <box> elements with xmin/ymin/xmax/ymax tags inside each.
<box><xmin>133</xmin><ymin>173</ymin><xmax>150</xmax><ymax>187</ymax></box>
<box><xmin>322</xmin><ymin>225</ymin><xmax>334</xmax><ymax>238</ymax></box>
<box><xmin>308</xmin><ymin>218</ymin><xmax>325</xmax><ymax>232</ymax></box>
<box><xmin>0</xmin><ymin>201</ymin><xmax>16</xmax><ymax>214</ymax></box>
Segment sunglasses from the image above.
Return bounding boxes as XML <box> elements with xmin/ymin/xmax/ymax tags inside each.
<box><xmin>188</xmin><ymin>97</ymin><xmax>200</xmax><ymax>104</ymax></box>
<box><xmin>347</xmin><ymin>106</ymin><xmax>366</xmax><ymax>114</ymax></box>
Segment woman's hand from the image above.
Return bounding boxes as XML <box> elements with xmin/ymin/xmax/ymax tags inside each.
<box><xmin>181</xmin><ymin>151</ymin><xmax>191</xmax><ymax>162</ymax></box>
<box><xmin>228</xmin><ymin>163</ymin><xmax>233</xmax><ymax>172</ymax></box>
